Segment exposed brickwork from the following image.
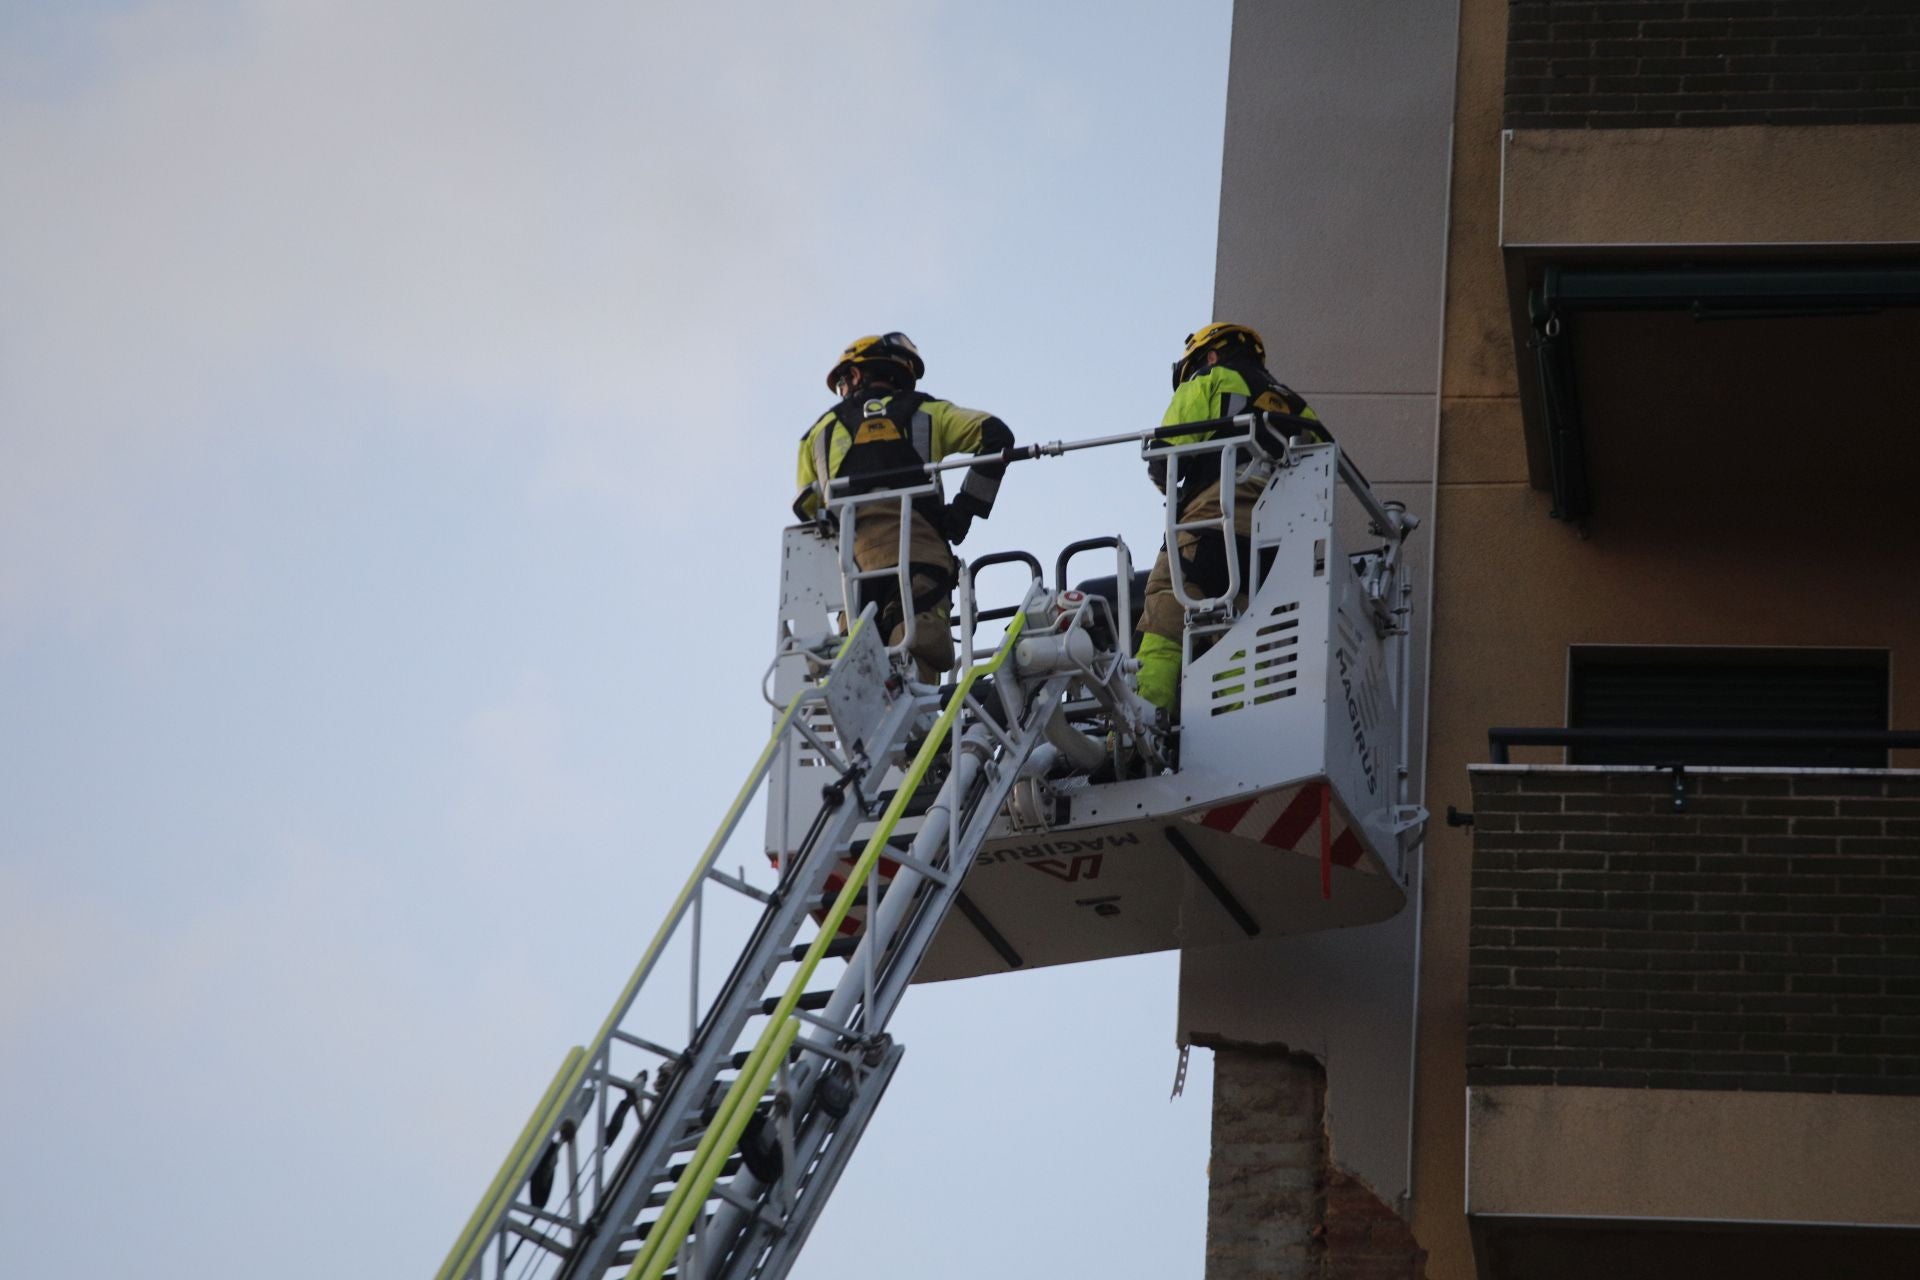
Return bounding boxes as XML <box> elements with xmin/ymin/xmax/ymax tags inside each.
<box><xmin>1324</xmin><ymin>1169</ymin><xmax>1428</xmax><ymax>1280</ymax></box>
<box><xmin>1210</xmin><ymin>1049</ymin><xmax>1323</xmax><ymax>1279</ymax></box>
<box><xmin>1506</xmin><ymin>0</ymin><xmax>1920</xmax><ymax>129</ymax></box>
<box><xmin>1467</xmin><ymin>768</ymin><xmax>1920</xmax><ymax>1094</ymax></box>
<box><xmin>1208</xmin><ymin>1047</ymin><xmax>1428</xmax><ymax>1279</ymax></box>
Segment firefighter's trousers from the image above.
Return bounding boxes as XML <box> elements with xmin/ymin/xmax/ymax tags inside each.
<box><xmin>849</xmin><ymin>507</ymin><xmax>956</xmax><ymax>684</ymax></box>
<box><xmin>1136</xmin><ymin>476</ymin><xmax>1263</xmax><ymax>709</ymax></box>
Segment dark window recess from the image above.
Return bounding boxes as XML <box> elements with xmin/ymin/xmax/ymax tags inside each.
<box><xmin>1567</xmin><ymin>647</ymin><xmax>1890</xmax><ymax>767</ymax></box>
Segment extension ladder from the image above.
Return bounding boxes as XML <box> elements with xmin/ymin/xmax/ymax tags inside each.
<box><xmin>438</xmin><ymin>582</ymin><xmax>1128</xmax><ymax>1280</ymax></box>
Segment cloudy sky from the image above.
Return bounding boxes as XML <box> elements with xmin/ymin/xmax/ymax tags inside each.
<box><xmin>0</xmin><ymin>3</ymin><xmax>1235</xmax><ymax>1275</ymax></box>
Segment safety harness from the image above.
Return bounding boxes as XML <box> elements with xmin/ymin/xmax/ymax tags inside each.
<box><xmin>805</xmin><ymin>391</ymin><xmax>940</xmax><ymax>523</ymax></box>
<box><xmin>805</xmin><ymin>391</ymin><xmax>952</xmax><ymax>619</ymax></box>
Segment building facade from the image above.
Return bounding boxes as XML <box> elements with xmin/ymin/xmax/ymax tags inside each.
<box><xmin>1181</xmin><ymin>3</ymin><xmax>1920</xmax><ymax>1276</ymax></box>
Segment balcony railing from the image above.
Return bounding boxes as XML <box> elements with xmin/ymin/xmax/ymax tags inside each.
<box><xmin>1487</xmin><ymin>726</ymin><xmax>1920</xmax><ymax>765</ymax></box>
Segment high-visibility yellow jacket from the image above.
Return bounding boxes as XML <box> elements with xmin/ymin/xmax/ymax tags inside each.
<box><xmin>1151</xmin><ymin>363</ymin><xmax>1323</xmax><ymax>512</ymax></box>
<box><xmin>793</xmin><ymin>390</ymin><xmax>1013</xmax><ymax>528</ymax></box>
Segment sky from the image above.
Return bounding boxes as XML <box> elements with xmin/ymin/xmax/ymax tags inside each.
<box><xmin>0</xmin><ymin>3</ymin><xmax>1235</xmax><ymax>1275</ymax></box>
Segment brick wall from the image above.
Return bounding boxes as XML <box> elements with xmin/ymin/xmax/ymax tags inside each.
<box><xmin>1209</xmin><ymin>1049</ymin><xmax>1322</xmax><ymax>1279</ymax></box>
<box><xmin>1324</xmin><ymin>1169</ymin><xmax>1426</xmax><ymax>1280</ymax></box>
<box><xmin>1507</xmin><ymin>0</ymin><xmax>1920</xmax><ymax>129</ymax></box>
<box><xmin>1208</xmin><ymin>1047</ymin><xmax>1428</xmax><ymax>1279</ymax></box>
<box><xmin>1467</xmin><ymin>767</ymin><xmax>1920</xmax><ymax>1093</ymax></box>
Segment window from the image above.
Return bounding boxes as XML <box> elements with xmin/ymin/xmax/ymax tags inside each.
<box><xmin>1567</xmin><ymin>647</ymin><xmax>1890</xmax><ymax>767</ymax></box>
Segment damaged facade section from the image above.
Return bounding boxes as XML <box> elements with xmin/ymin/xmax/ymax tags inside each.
<box><xmin>1207</xmin><ymin>1046</ymin><xmax>1427</xmax><ymax>1280</ymax></box>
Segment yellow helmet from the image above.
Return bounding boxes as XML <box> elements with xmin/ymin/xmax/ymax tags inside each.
<box><xmin>827</xmin><ymin>331</ymin><xmax>925</xmax><ymax>394</ymax></box>
<box><xmin>1172</xmin><ymin>322</ymin><xmax>1266</xmax><ymax>388</ymax></box>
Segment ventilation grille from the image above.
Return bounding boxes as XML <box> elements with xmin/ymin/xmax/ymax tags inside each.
<box><xmin>1209</xmin><ymin>601</ymin><xmax>1301</xmax><ymax>717</ymax></box>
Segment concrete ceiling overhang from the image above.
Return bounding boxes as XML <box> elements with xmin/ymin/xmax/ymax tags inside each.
<box><xmin>1467</xmin><ymin>1084</ymin><xmax>1920</xmax><ymax>1280</ymax></box>
<box><xmin>1497</xmin><ymin>125</ymin><xmax>1920</xmax><ymax>523</ymax></box>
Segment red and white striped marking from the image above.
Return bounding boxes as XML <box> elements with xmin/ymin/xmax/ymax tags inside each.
<box><xmin>1187</xmin><ymin>784</ymin><xmax>1373</xmax><ymax>873</ymax></box>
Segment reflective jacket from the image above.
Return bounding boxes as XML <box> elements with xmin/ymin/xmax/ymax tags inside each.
<box><xmin>793</xmin><ymin>390</ymin><xmax>1013</xmax><ymax>530</ymax></box>
<box><xmin>1150</xmin><ymin>362</ymin><xmax>1324</xmax><ymax>513</ymax></box>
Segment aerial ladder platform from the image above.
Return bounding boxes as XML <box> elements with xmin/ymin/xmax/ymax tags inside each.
<box><xmin>438</xmin><ymin>419</ymin><xmax>1423</xmax><ymax>1280</ymax></box>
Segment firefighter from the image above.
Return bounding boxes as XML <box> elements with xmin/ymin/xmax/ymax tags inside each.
<box><xmin>1136</xmin><ymin>323</ymin><xmax>1328</xmax><ymax>711</ymax></box>
<box><xmin>794</xmin><ymin>332</ymin><xmax>1015</xmax><ymax>682</ymax></box>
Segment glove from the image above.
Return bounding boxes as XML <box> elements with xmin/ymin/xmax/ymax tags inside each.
<box><xmin>942</xmin><ymin>503</ymin><xmax>975</xmax><ymax>546</ymax></box>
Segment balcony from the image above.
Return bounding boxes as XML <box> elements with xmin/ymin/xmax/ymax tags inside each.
<box><xmin>1494</xmin><ymin>121</ymin><xmax>1920</xmax><ymax>527</ymax></box>
<box><xmin>1462</xmin><ymin>735</ymin><xmax>1920</xmax><ymax>1278</ymax></box>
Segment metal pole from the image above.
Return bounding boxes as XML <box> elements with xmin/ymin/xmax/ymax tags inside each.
<box><xmin>690</xmin><ymin>884</ymin><xmax>702</xmax><ymax>1044</ymax></box>
<box><xmin>1337</xmin><ymin>449</ymin><xmax>1406</xmax><ymax>540</ymax></box>
<box><xmin>824</xmin><ymin>411</ymin><xmax>1324</xmax><ymax>494</ymax></box>
<box><xmin>893</xmin><ymin>490</ymin><xmax>913</xmax><ymax>661</ymax></box>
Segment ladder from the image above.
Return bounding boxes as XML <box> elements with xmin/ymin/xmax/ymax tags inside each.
<box><xmin>439</xmin><ymin>578</ymin><xmax>1132</xmax><ymax>1280</ymax></box>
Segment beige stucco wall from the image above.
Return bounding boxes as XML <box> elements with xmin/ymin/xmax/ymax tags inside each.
<box><xmin>1414</xmin><ymin>458</ymin><xmax>1920</xmax><ymax>1280</ymax></box>
<box><xmin>1502</xmin><ymin>124</ymin><xmax>1920</xmax><ymax>247</ymax></box>
<box><xmin>1182</xmin><ymin>0</ymin><xmax>1461</xmax><ymax>1222</ymax></box>
<box><xmin>1204</xmin><ymin>0</ymin><xmax>1920</xmax><ymax>1275</ymax></box>
<box><xmin>1468</xmin><ymin>1085</ymin><xmax>1920</xmax><ymax>1225</ymax></box>
<box><xmin>1413</xmin><ymin>0</ymin><xmax>1510</xmax><ymax>1272</ymax></box>
<box><xmin>1419</xmin><ymin>9</ymin><xmax>1920</xmax><ymax>1280</ymax></box>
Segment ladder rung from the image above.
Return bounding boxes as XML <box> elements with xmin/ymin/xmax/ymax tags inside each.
<box><xmin>502</xmin><ymin>1217</ymin><xmax>570</xmax><ymax>1259</ymax></box>
<box><xmin>763</xmin><ymin>990</ymin><xmax>833</xmax><ymax>1015</ymax></box>
<box><xmin>730</xmin><ymin>1044</ymin><xmax>804</xmax><ymax>1070</ymax></box>
<box><xmin>818</xmin><ymin>887</ymin><xmax>884</xmax><ymax>913</ymax></box>
<box><xmin>790</xmin><ymin>937</ymin><xmax>858</xmax><ymax>963</ymax></box>
<box><xmin>884</xmin><ymin>848</ymin><xmax>952</xmax><ymax>887</ymax></box>
<box><xmin>621</xmin><ymin>1210</ymin><xmax>713</xmax><ymax>1256</ymax></box>
<box><xmin>705</xmin><ymin>866</ymin><xmax>774</xmax><ymax>904</ymax></box>
<box><xmin>644</xmin><ymin>1156</ymin><xmax>743</xmax><ymax>1209</ymax></box>
<box><xmin>789</xmin><ymin>1006</ymin><xmax>864</xmax><ymax>1050</ymax></box>
<box><xmin>610</xmin><ymin>1028</ymin><xmax>680</xmax><ymax>1060</ymax></box>
<box><xmin>670</xmin><ymin>1125</ymin><xmax>712</xmax><ymax>1153</ymax></box>
<box><xmin>871</xmin><ymin>784</ymin><xmax>942</xmax><ymax>819</ymax></box>
<box><xmin>660</xmin><ymin>1155</ymin><xmax>735</xmax><ymax>1183</ymax></box>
